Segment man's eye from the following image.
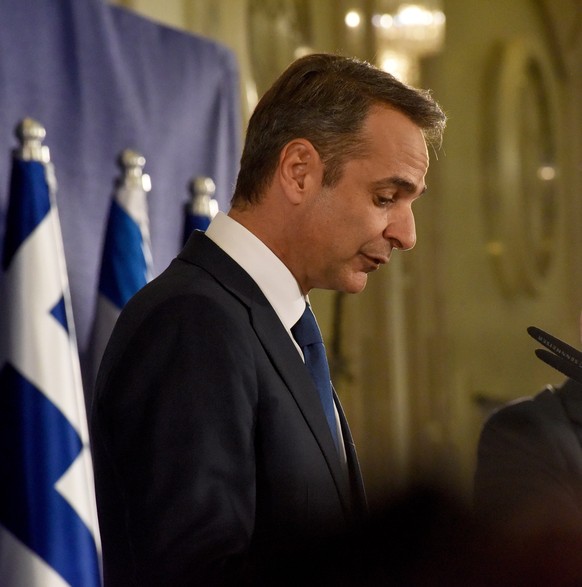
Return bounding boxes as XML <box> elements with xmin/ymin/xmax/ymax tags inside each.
<box><xmin>376</xmin><ymin>195</ymin><xmax>394</xmax><ymax>206</ymax></box>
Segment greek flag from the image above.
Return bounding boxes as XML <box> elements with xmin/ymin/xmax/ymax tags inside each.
<box><xmin>91</xmin><ymin>150</ymin><xmax>152</xmax><ymax>382</ymax></box>
<box><xmin>0</xmin><ymin>119</ymin><xmax>102</xmax><ymax>586</ymax></box>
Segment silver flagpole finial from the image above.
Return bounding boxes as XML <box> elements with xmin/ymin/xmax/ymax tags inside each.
<box><xmin>187</xmin><ymin>176</ymin><xmax>217</xmax><ymax>218</ymax></box>
<box><xmin>15</xmin><ymin>117</ymin><xmax>50</xmax><ymax>163</ymax></box>
<box><xmin>118</xmin><ymin>149</ymin><xmax>150</xmax><ymax>192</ymax></box>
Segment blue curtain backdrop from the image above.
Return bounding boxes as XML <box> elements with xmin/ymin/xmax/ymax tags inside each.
<box><xmin>0</xmin><ymin>0</ymin><xmax>241</xmax><ymax>385</ymax></box>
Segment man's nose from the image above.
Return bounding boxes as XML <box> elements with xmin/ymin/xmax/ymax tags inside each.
<box><xmin>384</xmin><ymin>206</ymin><xmax>416</xmax><ymax>251</ymax></box>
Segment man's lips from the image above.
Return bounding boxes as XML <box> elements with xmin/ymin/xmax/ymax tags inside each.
<box><xmin>361</xmin><ymin>252</ymin><xmax>390</xmax><ymax>269</ymax></box>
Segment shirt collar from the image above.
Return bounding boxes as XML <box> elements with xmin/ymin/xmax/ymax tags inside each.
<box><xmin>205</xmin><ymin>212</ymin><xmax>306</xmax><ymax>331</ymax></box>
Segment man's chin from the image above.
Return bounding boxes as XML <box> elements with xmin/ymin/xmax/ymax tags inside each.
<box><xmin>341</xmin><ymin>273</ymin><xmax>368</xmax><ymax>294</ymax></box>
<box><xmin>315</xmin><ymin>271</ymin><xmax>369</xmax><ymax>294</ymax></box>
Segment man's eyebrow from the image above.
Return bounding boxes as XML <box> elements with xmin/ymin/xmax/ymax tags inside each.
<box><xmin>371</xmin><ymin>176</ymin><xmax>428</xmax><ymax>195</ymax></box>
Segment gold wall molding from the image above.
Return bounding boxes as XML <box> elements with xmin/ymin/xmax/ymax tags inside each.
<box><xmin>484</xmin><ymin>36</ymin><xmax>563</xmax><ymax>297</ymax></box>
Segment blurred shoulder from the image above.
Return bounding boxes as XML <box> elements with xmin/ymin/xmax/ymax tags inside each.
<box><xmin>479</xmin><ymin>384</ymin><xmax>577</xmax><ymax>442</ymax></box>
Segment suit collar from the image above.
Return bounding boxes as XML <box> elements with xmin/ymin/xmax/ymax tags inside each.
<box><xmin>178</xmin><ymin>231</ymin><xmax>355</xmax><ymax>510</ymax></box>
<box><xmin>205</xmin><ymin>212</ymin><xmax>305</xmax><ymax>331</ymax></box>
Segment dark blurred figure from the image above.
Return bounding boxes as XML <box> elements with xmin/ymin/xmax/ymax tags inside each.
<box><xmin>475</xmin><ymin>378</ymin><xmax>582</xmax><ymax>537</ymax></box>
<box><xmin>261</xmin><ymin>483</ymin><xmax>582</xmax><ymax>586</ymax></box>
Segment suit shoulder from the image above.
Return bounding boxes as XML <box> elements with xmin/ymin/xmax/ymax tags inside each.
<box><xmin>484</xmin><ymin>386</ymin><xmax>563</xmax><ymax>428</ymax></box>
<box><xmin>105</xmin><ymin>257</ymin><xmax>254</xmax><ymax>365</ymax></box>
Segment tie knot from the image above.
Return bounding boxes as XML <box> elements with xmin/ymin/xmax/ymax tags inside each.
<box><xmin>291</xmin><ymin>304</ymin><xmax>322</xmax><ymax>347</ymax></box>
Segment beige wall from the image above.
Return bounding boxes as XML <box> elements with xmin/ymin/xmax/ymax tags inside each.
<box><xmin>109</xmin><ymin>0</ymin><xmax>582</xmax><ymax>505</ymax></box>
<box><xmin>411</xmin><ymin>0</ymin><xmax>582</xmax><ymax>493</ymax></box>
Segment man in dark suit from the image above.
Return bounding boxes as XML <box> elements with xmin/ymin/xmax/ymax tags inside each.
<box><xmin>474</xmin><ymin>378</ymin><xmax>582</xmax><ymax>533</ymax></box>
<box><xmin>90</xmin><ymin>52</ymin><xmax>446</xmax><ymax>586</ymax></box>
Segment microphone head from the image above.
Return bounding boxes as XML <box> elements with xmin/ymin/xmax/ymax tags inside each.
<box><xmin>534</xmin><ymin>348</ymin><xmax>582</xmax><ymax>384</ymax></box>
<box><xmin>528</xmin><ymin>325</ymin><xmax>582</xmax><ymax>382</ymax></box>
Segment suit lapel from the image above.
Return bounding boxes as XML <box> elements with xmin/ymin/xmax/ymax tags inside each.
<box><xmin>178</xmin><ymin>232</ymin><xmax>354</xmax><ymax>510</ymax></box>
<box><xmin>250</xmin><ymin>299</ymin><xmax>354</xmax><ymax>503</ymax></box>
<box><xmin>335</xmin><ymin>388</ymin><xmax>368</xmax><ymax>515</ymax></box>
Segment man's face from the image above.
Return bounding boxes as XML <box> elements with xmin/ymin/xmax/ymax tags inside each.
<box><xmin>298</xmin><ymin>105</ymin><xmax>430</xmax><ymax>294</ymax></box>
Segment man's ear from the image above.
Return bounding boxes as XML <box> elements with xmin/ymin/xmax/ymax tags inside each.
<box><xmin>278</xmin><ymin>139</ymin><xmax>321</xmax><ymax>203</ymax></box>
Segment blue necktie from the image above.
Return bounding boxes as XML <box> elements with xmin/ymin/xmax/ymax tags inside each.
<box><xmin>291</xmin><ymin>304</ymin><xmax>338</xmax><ymax>449</ymax></box>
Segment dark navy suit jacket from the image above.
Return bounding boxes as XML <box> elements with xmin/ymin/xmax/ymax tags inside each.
<box><xmin>91</xmin><ymin>231</ymin><xmax>367</xmax><ymax>586</ymax></box>
<box><xmin>474</xmin><ymin>378</ymin><xmax>582</xmax><ymax>531</ymax></box>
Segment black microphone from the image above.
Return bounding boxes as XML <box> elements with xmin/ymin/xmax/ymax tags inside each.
<box><xmin>527</xmin><ymin>325</ymin><xmax>582</xmax><ymax>383</ymax></box>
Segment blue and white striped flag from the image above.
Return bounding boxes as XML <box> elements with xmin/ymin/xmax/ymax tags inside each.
<box><xmin>91</xmin><ymin>150</ymin><xmax>152</xmax><ymax>382</ymax></box>
<box><xmin>0</xmin><ymin>119</ymin><xmax>102</xmax><ymax>587</ymax></box>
